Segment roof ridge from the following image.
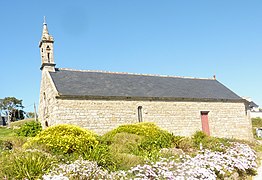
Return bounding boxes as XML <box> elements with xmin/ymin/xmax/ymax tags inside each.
<box><xmin>57</xmin><ymin>68</ymin><xmax>215</xmax><ymax>80</ymax></box>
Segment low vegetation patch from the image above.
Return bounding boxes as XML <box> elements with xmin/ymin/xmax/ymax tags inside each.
<box><xmin>0</xmin><ymin>149</ymin><xmax>56</xmax><ymax>180</ymax></box>
<box><xmin>0</xmin><ymin>122</ymin><xmax>260</xmax><ymax>179</ymax></box>
<box><xmin>102</xmin><ymin>122</ymin><xmax>174</xmax><ymax>149</ymax></box>
<box><xmin>252</xmin><ymin>117</ymin><xmax>262</xmax><ymax>139</ymax></box>
<box><xmin>24</xmin><ymin>124</ymin><xmax>98</xmax><ymax>154</ymax></box>
<box><xmin>100</xmin><ymin>122</ymin><xmax>175</xmax><ymax>170</ymax></box>
<box><xmin>0</xmin><ymin>127</ymin><xmax>15</xmax><ymax>139</ymax></box>
<box><xmin>15</xmin><ymin>121</ymin><xmax>42</xmax><ymax>137</ymax></box>
<box><xmin>252</xmin><ymin>117</ymin><xmax>262</xmax><ymax>128</ymax></box>
<box><xmin>10</xmin><ymin>118</ymin><xmax>35</xmax><ymax>129</ymax></box>
<box><xmin>192</xmin><ymin>131</ymin><xmax>231</xmax><ymax>152</ymax></box>
<box><xmin>44</xmin><ymin>142</ymin><xmax>257</xmax><ymax>179</ymax></box>
<box><xmin>102</xmin><ymin>122</ymin><xmax>174</xmax><ymax>154</ymax></box>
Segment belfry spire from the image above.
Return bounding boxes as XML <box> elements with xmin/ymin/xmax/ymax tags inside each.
<box><xmin>39</xmin><ymin>17</ymin><xmax>55</xmax><ymax>72</ymax></box>
<box><xmin>43</xmin><ymin>16</ymin><xmax>46</xmax><ymax>24</ymax></box>
<box><xmin>42</xmin><ymin>16</ymin><xmax>49</xmax><ymax>39</ymax></box>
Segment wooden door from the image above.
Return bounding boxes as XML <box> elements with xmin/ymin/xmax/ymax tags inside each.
<box><xmin>201</xmin><ymin>111</ymin><xmax>210</xmax><ymax>135</ymax></box>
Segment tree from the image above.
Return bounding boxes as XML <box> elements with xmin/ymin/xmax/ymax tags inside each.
<box><xmin>26</xmin><ymin>112</ymin><xmax>37</xmax><ymax>119</ymax></box>
<box><xmin>0</xmin><ymin>97</ymin><xmax>24</xmax><ymax>124</ymax></box>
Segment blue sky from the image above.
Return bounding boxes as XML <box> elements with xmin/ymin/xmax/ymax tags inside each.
<box><xmin>0</xmin><ymin>0</ymin><xmax>261</xmax><ymax>112</ymax></box>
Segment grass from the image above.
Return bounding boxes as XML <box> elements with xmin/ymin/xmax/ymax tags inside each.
<box><xmin>252</xmin><ymin>118</ymin><xmax>262</xmax><ymax>140</ymax></box>
<box><xmin>0</xmin><ymin>127</ymin><xmax>15</xmax><ymax>139</ymax></box>
<box><xmin>10</xmin><ymin>118</ymin><xmax>35</xmax><ymax>129</ymax></box>
<box><xmin>252</xmin><ymin>117</ymin><xmax>262</xmax><ymax>128</ymax></box>
<box><xmin>0</xmin><ymin>118</ymin><xmax>36</xmax><ymax>139</ymax></box>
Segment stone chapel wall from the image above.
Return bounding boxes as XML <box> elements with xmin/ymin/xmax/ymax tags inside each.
<box><xmin>50</xmin><ymin>98</ymin><xmax>252</xmax><ymax>140</ymax></box>
<box><xmin>39</xmin><ymin>71</ymin><xmax>58</xmax><ymax>127</ymax></box>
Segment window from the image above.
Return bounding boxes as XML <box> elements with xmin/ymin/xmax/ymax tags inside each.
<box><xmin>45</xmin><ymin>121</ymin><xmax>49</xmax><ymax>127</ymax></box>
<box><xmin>47</xmin><ymin>53</ymin><xmax>50</xmax><ymax>62</ymax></box>
<box><xmin>43</xmin><ymin>92</ymin><xmax>47</xmax><ymax>116</ymax></box>
<box><xmin>138</xmin><ymin>106</ymin><xmax>143</xmax><ymax>122</ymax></box>
<box><xmin>43</xmin><ymin>92</ymin><xmax>46</xmax><ymax>102</ymax></box>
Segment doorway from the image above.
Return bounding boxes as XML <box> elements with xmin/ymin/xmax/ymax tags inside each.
<box><xmin>201</xmin><ymin>111</ymin><xmax>210</xmax><ymax>135</ymax></box>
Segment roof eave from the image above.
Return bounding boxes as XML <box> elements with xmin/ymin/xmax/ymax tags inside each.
<box><xmin>55</xmin><ymin>94</ymin><xmax>245</xmax><ymax>103</ymax></box>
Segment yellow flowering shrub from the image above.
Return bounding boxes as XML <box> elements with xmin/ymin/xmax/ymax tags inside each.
<box><xmin>24</xmin><ymin>124</ymin><xmax>98</xmax><ymax>154</ymax></box>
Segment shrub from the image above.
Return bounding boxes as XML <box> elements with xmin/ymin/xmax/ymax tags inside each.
<box><xmin>192</xmin><ymin>131</ymin><xmax>208</xmax><ymax>146</ymax></box>
<box><xmin>252</xmin><ymin>117</ymin><xmax>262</xmax><ymax>128</ymax></box>
<box><xmin>16</xmin><ymin>121</ymin><xmax>42</xmax><ymax>137</ymax></box>
<box><xmin>82</xmin><ymin>143</ymin><xmax>117</xmax><ymax>171</ymax></box>
<box><xmin>176</xmin><ymin>137</ymin><xmax>195</xmax><ymax>153</ymax></box>
<box><xmin>252</xmin><ymin>118</ymin><xmax>262</xmax><ymax>138</ymax></box>
<box><xmin>102</xmin><ymin>122</ymin><xmax>174</xmax><ymax>151</ymax></box>
<box><xmin>24</xmin><ymin>124</ymin><xmax>98</xmax><ymax>154</ymax></box>
<box><xmin>172</xmin><ymin>135</ymin><xmax>184</xmax><ymax>147</ymax></box>
<box><xmin>105</xmin><ymin>132</ymin><xmax>145</xmax><ymax>170</ymax></box>
<box><xmin>10</xmin><ymin>118</ymin><xmax>35</xmax><ymax>129</ymax></box>
<box><xmin>192</xmin><ymin>131</ymin><xmax>230</xmax><ymax>152</ymax></box>
<box><xmin>112</xmin><ymin>153</ymin><xmax>144</xmax><ymax>171</ymax></box>
<box><xmin>0</xmin><ymin>149</ymin><xmax>56</xmax><ymax>180</ymax></box>
<box><xmin>0</xmin><ymin>136</ymin><xmax>28</xmax><ymax>151</ymax></box>
<box><xmin>109</xmin><ymin>132</ymin><xmax>142</xmax><ymax>154</ymax></box>
<box><xmin>101</xmin><ymin>123</ymin><xmax>174</xmax><ymax>165</ymax></box>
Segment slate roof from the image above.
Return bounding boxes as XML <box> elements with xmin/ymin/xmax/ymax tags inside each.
<box><xmin>49</xmin><ymin>69</ymin><xmax>242</xmax><ymax>101</ymax></box>
<box><xmin>249</xmin><ymin>101</ymin><xmax>259</xmax><ymax>108</ymax></box>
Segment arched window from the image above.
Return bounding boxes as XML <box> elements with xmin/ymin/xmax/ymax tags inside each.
<box><xmin>138</xmin><ymin>106</ymin><xmax>143</xmax><ymax>122</ymax></box>
<box><xmin>47</xmin><ymin>53</ymin><xmax>50</xmax><ymax>62</ymax></box>
<box><xmin>43</xmin><ymin>92</ymin><xmax>47</xmax><ymax>116</ymax></box>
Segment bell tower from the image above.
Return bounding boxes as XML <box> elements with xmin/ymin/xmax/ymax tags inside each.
<box><xmin>39</xmin><ymin>17</ymin><xmax>55</xmax><ymax>72</ymax></box>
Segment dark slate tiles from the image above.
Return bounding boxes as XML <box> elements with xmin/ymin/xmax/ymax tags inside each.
<box><xmin>49</xmin><ymin>69</ymin><xmax>242</xmax><ymax>100</ymax></box>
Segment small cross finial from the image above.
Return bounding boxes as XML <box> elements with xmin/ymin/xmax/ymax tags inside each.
<box><xmin>43</xmin><ymin>16</ymin><xmax>47</xmax><ymax>25</ymax></box>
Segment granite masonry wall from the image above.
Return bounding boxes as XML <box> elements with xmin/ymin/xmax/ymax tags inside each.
<box><xmin>39</xmin><ymin>69</ymin><xmax>59</xmax><ymax>127</ymax></box>
<box><xmin>50</xmin><ymin>99</ymin><xmax>252</xmax><ymax>140</ymax></box>
<box><xmin>39</xmin><ymin>71</ymin><xmax>253</xmax><ymax>141</ymax></box>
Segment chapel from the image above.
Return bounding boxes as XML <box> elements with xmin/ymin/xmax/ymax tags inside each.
<box><xmin>39</xmin><ymin>20</ymin><xmax>253</xmax><ymax>140</ymax></box>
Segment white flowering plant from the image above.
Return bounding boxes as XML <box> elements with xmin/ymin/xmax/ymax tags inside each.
<box><xmin>43</xmin><ymin>142</ymin><xmax>257</xmax><ymax>180</ymax></box>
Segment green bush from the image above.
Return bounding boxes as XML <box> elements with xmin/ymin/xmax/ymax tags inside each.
<box><xmin>192</xmin><ymin>131</ymin><xmax>230</xmax><ymax>152</ymax></box>
<box><xmin>252</xmin><ymin>117</ymin><xmax>262</xmax><ymax>128</ymax></box>
<box><xmin>105</xmin><ymin>132</ymin><xmax>144</xmax><ymax>170</ymax></box>
<box><xmin>176</xmin><ymin>137</ymin><xmax>195</xmax><ymax>153</ymax></box>
<box><xmin>16</xmin><ymin>121</ymin><xmax>42</xmax><ymax>137</ymax></box>
<box><xmin>110</xmin><ymin>133</ymin><xmax>142</xmax><ymax>153</ymax></box>
<box><xmin>10</xmin><ymin>118</ymin><xmax>35</xmax><ymax>129</ymax></box>
<box><xmin>252</xmin><ymin>118</ymin><xmax>262</xmax><ymax>138</ymax></box>
<box><xmin>192</xmin><ymin>131</ymin><xmax>208</xmax><ymax>146</ymax></box>
<box><xmin>82</xmin><ymin>143</ymin><xmax>117</xmax><ymax>171</ymax></box>
<box><xmin>112</xmin><ymin>152</ymin><xmax>144</xmax><ymax>170</ymax></box>
<box><xmin>0</xmin><ymin>149</ymin><xmax>56</xmax><ymax>180</ymax></box>
<box><xmin>24</xmin><ymin>124</ymin><xmax>98</xmax><ymax>154</ymax></box>
<box><xmin>101</xmin><ymin>122</ymin><xmax>174</xmax><ymax>161</ymax></box>
<box><xmin>102</xmin><ymin>122</ymin><xmax>174</xmax><ymax>149</ymax></box>
<box><xmin>172</xmin><ymin>135</ymin><xmax>184</xmax><ymax>148</ymax></box>
<box><xmin>0</xmin><ymin>137</ymin><xmax>28</xmax><ymax>151</ymax></box>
